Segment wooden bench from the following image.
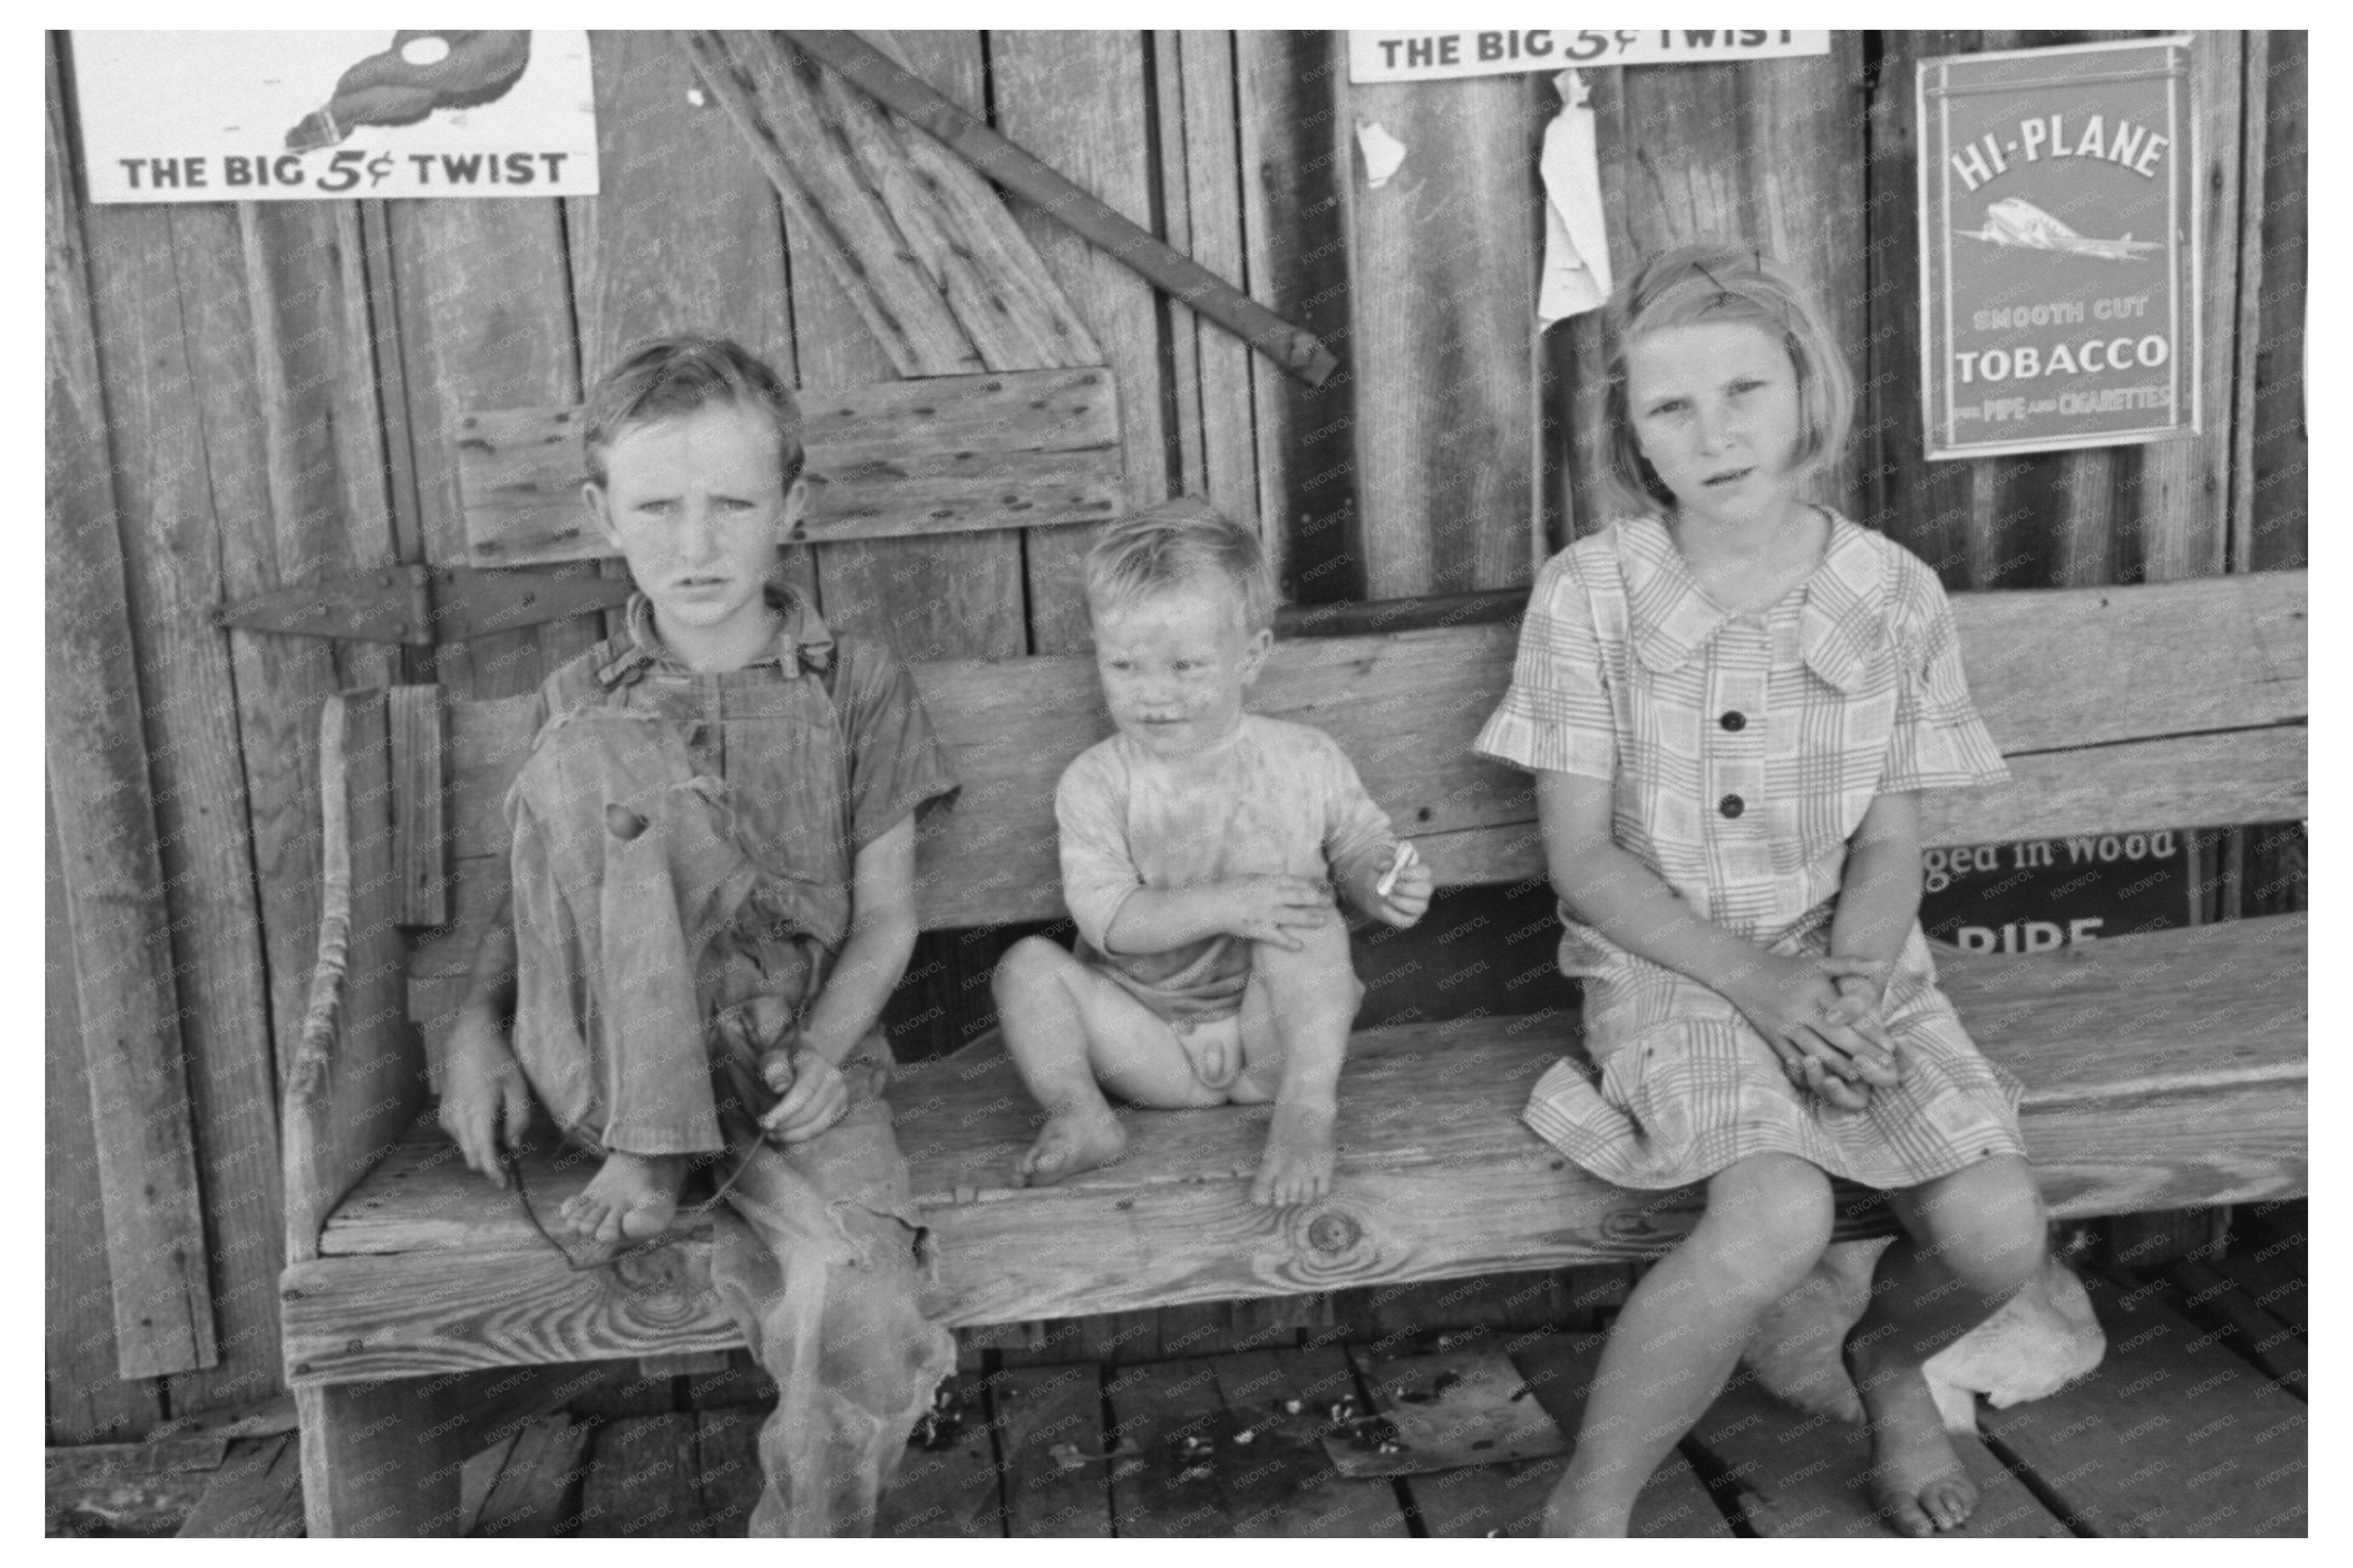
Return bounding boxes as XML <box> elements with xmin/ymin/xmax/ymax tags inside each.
<box><xmin>280</xmin><ymin>567</ymin><xmax>2306</xmax><ymax>1535</ymax></box>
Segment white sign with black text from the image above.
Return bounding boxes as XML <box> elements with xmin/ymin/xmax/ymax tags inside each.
<box><xmin>73</xmin><ymin>30</ymin><xmax>599</xmax><ymax>203</ymax></box>
<box><xmin>1349</xmin><ymin>30</ymin><xmax>1828</xmax><ymax>83</ymax></box>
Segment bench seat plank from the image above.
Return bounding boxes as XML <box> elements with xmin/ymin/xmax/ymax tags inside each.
<box><xmin>283</xmin><ymin>920</ymin><xmax>2303</xmax><ymax>1385</ymax></box>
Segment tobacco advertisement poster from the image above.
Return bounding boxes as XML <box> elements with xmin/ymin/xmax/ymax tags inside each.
<box><xmin>72</xmin><ymin>31</ymin><xmax>600</xmax><ymax>203</ymax></box>
<box><xmin>1917</xmin><ymin>36</ymin><xmax>2199</xmax><ymax>459</ymax></box>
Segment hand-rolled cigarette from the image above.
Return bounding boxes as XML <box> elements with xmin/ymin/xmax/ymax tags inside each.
<box><xmin>1377</xmin><ymin>840</ymin><xmax>1419</xmax><ymax>899</ymax></box>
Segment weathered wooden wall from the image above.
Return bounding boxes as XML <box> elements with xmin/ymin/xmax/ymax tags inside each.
<box><xmin>46</xmin><ymin>29</ymin><xmax>2304</xmax><ymax>1440</ymax></box>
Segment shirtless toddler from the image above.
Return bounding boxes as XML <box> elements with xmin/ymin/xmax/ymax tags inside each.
<box><xmin>992</xmin><ymin>498</ymin><xmax>1435</xmax><ymax>1206</ymax></box>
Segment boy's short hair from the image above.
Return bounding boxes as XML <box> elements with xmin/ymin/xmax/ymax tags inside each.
<box><xmin>1595</xmin><ymin>242</ymin><xmax>1853</xmax><ymax>523</ymax></box>
<box><xmin>582</xmin><ymin>335</ymin><xmax>806</xmax><ymax>490</ymax></box>
<box><xmin>1083</xmin><ymin>497</ymin><xmax>1276</xmax><ymax>636</ymax></box>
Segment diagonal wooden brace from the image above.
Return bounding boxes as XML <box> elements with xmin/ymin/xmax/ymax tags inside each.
<box><xmin>776</xmin><ymin>29</ymin><xmax>1342</xmax><ymax>388</ymax></box>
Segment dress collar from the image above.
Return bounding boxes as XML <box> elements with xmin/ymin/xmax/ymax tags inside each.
<box><xmin>622</xmin><ymin>582</ymin><xmax>834</xmax><ymax>676</ymax></box>
<box><xmin>1617</xmin><ymin>511</ymin><xmax>1884</xmax><ymax>692</ymax></box>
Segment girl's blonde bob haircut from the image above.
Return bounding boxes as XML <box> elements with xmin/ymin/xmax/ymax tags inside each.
<box><xmin>1083</xmin><ymin>495</ymin><xmax>1278</xmax><ymax>636</ymax></box>
<box><xmin>1595</xmin><ymin>242</ymin><xmax>1853</xmax><ymax>523</ymax></box>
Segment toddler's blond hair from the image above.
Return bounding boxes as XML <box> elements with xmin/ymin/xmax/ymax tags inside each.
<box><xmin>1083</xmin><ymin>497</ymin><xmax>1276</xmax><ymax>636</ymax></box>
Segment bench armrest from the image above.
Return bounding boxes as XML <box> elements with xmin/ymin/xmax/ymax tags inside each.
<box><xmin>281</xmin><ymin>690</ymin><xmax>435</xmax><ymax>1267</ymax></box>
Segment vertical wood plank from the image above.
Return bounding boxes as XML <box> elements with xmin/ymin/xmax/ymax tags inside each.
<box><xmin>2246</xmin><ymin>30</ymin><xmax>2305</xmax><ymax>575</ymax></box>
<box><xmin>1236</xmin><ymin>31</ymin><xmax>1362</xmax><ymax>602</ymax></box>
<box><xmin>1158</xmin><ymin>32</ymin><xmax>1263</xmax><ymax>533</ymax></box>
<box><xmin>44</xmin><ymin>788</ymin><xmax>167</xmax><ymax>1444</ymax></box>
<box><xmin>990</xmin><ymin>29</ymin><xmax>1170</xmax><ymax>652</ymax></box>
<box><xmin>1340</xmin><ymin>70</ymin><xmax>1547</xmax><ymax>596</ymax></box>
<box><xmin>387</xmin><ymin>199</ymin><xmax>587</xmax><ymax>697</ymax></box>
<box><xmin>570</xmin><ymin>32</ymin><xmax>796</xmax><ymax>373</ymax></box>
<box><xmin>389</xmin><ymin>685</ymin><xmax>449</xmax><ymax>927</ymax></box>
<box><xmin>63</xmin><ymin>75</ymin><xmax>243</xmax><ymax>1383</ymax></box>
<box><xmin>2137</xmin><ymin>30</ymin><xmax>2242</xmax><ymax>584</ymax></box>
<box><xmin>1862</xmin><ymin>30</ymin><xmax>1991</xmax><ymax>583</ymax></box>
<box><xmin>2224</xmin><ymin>35</ymin><xmax>2266</xmax><ymax>576</ymax></box>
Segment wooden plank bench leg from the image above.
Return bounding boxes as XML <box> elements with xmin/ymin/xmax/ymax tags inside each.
<box><xmin>297</xmin><ymin>1367</ymin><xmax>576</xmax><ymax>1538</ymax></box>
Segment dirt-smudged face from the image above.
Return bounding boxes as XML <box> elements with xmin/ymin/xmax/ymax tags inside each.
<box><xmin>585</xmin><ymin>402</ymin><xmax>805</xmax><ymax>665</ymax></box>
<box><xmin>1090</xmin><ymin>576</ymin><xmax>1272</xmax><ymax>760</ymax></box>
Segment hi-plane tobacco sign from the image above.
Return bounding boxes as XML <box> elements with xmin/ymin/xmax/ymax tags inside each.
<box><xmin>1918</xmin><ymin>37</ymin><xmax>2199</xmax><ymax>459</ymax></box>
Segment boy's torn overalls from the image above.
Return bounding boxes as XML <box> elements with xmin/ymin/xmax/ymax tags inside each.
<box><xmin>503</xmin><ymin>593</ymin><xmax>957</xmax><ymax>1537</ymax></box>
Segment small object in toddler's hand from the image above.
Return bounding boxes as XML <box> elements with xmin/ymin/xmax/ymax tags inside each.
<box><xmin>1377</xmin><ymin>839</ymin><xmax>1418</xmax><ymax>899</ymax></box>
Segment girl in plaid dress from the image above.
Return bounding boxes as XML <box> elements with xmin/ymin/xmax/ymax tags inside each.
<box><xmin>1476</xmin><ymin>246</ymin><xmax>2045</xmax><ymax>1538</ymax></box>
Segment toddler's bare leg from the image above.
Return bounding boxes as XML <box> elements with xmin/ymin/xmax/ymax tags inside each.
<box><xmin>1546</xmin><ymin>1153</ymin><xmax>1833</xmax><ymax>1537</ymax></box>
<box><xmin>1845</xmin><ymin>1155</ymin><xmax>2044</xmax><ymax>1536</ymax></box>
<box><xmin>993</xmin><ymin>938</ymin><xmax>1221</xmax><ymax>1186</ymax></box>
<box><xmin>1232</xmin><ymin>915</ymin><xmax>1362</xmax><ymax>1207</ymax></box>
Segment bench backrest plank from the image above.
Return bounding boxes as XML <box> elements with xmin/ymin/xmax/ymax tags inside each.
<box><xmin>408</xmin><ymin>573</ymin><xmax>2306</xmax><ymax>1042</ymax></box>
<box><xmin>458</xmin><ymin>368</ymin><xmax>1123</xmax><ymax>567</ymax></box>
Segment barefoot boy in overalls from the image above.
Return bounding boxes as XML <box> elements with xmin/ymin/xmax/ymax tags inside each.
<box><xmin>437</xmin><ymin>337</ymin><xmax>958</xmax><ymax>1536</ymax></box>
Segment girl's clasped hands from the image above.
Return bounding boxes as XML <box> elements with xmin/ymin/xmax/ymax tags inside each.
<box><xmin>1727</xmin><ymin>952</ymin><xmax>1903</xmax><ymax>1110</ymax></box>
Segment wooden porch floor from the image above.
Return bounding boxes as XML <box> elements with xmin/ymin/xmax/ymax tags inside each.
<box><xmin>57</xmin><ymin>1239</ymin><xmax>2304</xmax><ymax>1539</ymax></box>
<box><xmin>455</xmin><ymin>1256</ymin><xmax>2306</xmax><ymax>1540</ymax></box>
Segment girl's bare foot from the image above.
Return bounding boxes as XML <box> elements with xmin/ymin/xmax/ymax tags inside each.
<box><xmin>1540</xmin><ymin>1468</ymin><xmax>1632</xmax><ymax>1537</ymax></box>
<box><xmin>560</xmin><ymin>1151</ymin><xmax>691</xmax><ymax>1248</ymax></box>
<box><xmin>1015</xmin><ymin>1108</ymin><xmax>1128</xmax><ymax>1187</ymax></box>
<box><xmin>1847</xmin><ymin>1338</ymin><xmax>1978</xmax><ymax>1535</ymax></box>
<box><xmin>1250</xmin><ymin>1100</ymin><xmax>1336</xmax><ymax>1207</ymax></box>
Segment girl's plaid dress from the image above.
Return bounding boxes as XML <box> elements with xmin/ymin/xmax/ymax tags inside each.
<box><xmin>1475</xmin><ymin>513</ymin><xmax>2029</xmax><ymax>1190</ymax></box>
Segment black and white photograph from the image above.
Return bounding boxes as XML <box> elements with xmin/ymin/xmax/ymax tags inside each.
<box><xmin>42</xmin><ymin>24</ymin><xmax>2308</xmax><ymax>1541</ymax></box>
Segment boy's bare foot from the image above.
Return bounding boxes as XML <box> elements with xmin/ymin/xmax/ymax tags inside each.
<box><xmin>1015</xmin><ymin>1108</ymin><xmax>1128</xmax><ymax>1187</ymax></box>
<box><xmin>1847</xmin><ymin>1338</ymin><xmax>1977</xmax><ymax>1536</ymax></box>
<box><xmin>1250</xmin><ymin>1100</ymin><xmax>1336</xmax><ymax>1207</ymax></box>
<box><xmin>559</xmin><ymin>1151</ymin><xmax>691</xmax><ymax>1248</ymax></box>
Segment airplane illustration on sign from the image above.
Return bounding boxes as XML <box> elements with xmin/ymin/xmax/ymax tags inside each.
<box><xmin>1959</xmin><ymin>198</ymin><xmax>2163</xmax><ymax>261</ymax></box>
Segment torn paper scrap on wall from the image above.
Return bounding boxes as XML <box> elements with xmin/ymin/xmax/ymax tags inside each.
<box><xmin>1356</xmin><ymin>119</ymin><xmax>1408</xmax><ymax>189</ymax></box>
<box><xmin>1538</xmin><ymin>69</ymin><xmax>1610</xmax><ymax>325</ymax></box>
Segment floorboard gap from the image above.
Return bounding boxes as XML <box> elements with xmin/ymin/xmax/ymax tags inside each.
<box><xmin>1673</xmin><ymin>1435</ymin><xmax>1763</xmax><ymax>1538</ymax></box>
<box><xmin>1973</xmin><ymin>1425</ymin><xmax>2099</xmax><ymax>1538</ymax></box>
